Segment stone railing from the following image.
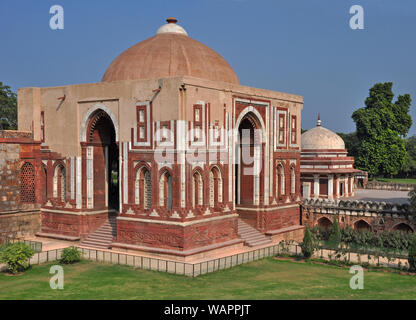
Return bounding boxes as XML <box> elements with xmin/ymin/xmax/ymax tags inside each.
<box><xmin>0</xmin><ymin>130</ymin><xmax>32</xmax><ymax>139</ymax></box>
<box><xmin>302</xmin><ymin>198</ymin><xmax>410</xmax><ymax>216</ymax></box>
<box><xmin>365</xmin><ymin>181</ymin><xmax>414</xmax><ymax>191</ymax></box>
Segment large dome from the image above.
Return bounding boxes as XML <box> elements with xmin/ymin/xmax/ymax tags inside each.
<box><xmin>102</xmin><ymin>18</ymin><xmax>240</xmax><ymax>84</ymax></box>
<box><xmin>301</xmin><ymin>116</ymin><xmax>345</xmax><ymax>150</ymax></box>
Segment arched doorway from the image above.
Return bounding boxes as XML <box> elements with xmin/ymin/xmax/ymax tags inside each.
<box><xmin>340</xmin><ymin>182</ymin><xmax>345</xmax><ymax>197</ymax></box>
<box><xmin>392</xmin><ymin>223</ymin><xmax>413</xmax><ymax>233</ymax></box>
<box><xmin>317</xmin><ymin>217</ymin><xmax>332</xmax><ymax>230</ymax></box>
<box><xmin>86</xmin><ymin>109</ymin><xmax>119</xmax><ymax>211</ymax></box>
<box><xmin>235</xmin><ymin>113</ymin><xmax>263</xmax><ymax>205</ymax></box>
<box><xmin>354</xmin><ymin>220</ymin><xmax>371</xmax><ymax>231</ymax></box>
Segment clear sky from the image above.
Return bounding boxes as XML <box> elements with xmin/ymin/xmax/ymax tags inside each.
<box><xmin>1</xmin><ymin>0</ymin><xmax>415</xmax><ymax>135</ymax></box>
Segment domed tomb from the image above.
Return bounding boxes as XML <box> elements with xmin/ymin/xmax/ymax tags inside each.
<box><xmin>301</xmin><ymin>115</ymin><xmax>345</xmax><ymax>150</ymax></box>
<box><xmin>102</xmin><ymin>18</ymin><xmax>240</xmax><ymax>84</ymax></box>
<box><xmin>300</xmin><ymin>114</ymin><xmax>363</xmax><ymax>200</ymax></box>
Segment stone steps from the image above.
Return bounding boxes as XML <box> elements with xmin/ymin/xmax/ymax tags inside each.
<box><xmin>79</xmin><ymin>217</ymin><xmax>117</xmax><ymax>249</ymax></box>
<box><xmin>237</xmin><ymin>219</ymin><xmax>272</xmax><ymax>247</ymax></box>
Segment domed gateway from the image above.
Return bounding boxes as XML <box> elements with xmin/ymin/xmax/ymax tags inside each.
<box><xmin>300</xmin><ymin>115</ymin><xmax>364</xmax><ymax>199</ymax></box>
<box><xmin>14</xmin><ymin>18</ymin><xmax>305</xmax><ymax>259</ymax></box>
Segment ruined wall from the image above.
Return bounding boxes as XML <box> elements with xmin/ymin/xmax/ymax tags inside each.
<box><xmin>301</xmin><ymin>198</ymin><xmax>415</xmax><ymax>233</ymax></box>
<box><xmin>0</xmin><ymin>143</ymin><xmax>20</xmax><ymax>211</ymax></box>
<box><xmin>0</xmin><ymin>211</ymin><xmax>40</xmax><ymax>241</ymax></box>
<box><xmin>0</xmin><ymin>131</ymin><xmax>41</xmax><ymax>240</ymax></box>
<box><xmin>365</xmin><ymin>181</ymin><xmax>413</xmax><ymax>191</ymax></box>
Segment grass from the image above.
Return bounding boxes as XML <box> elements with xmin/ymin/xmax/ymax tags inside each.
<box><xmin>375</xmin><ymin>178</ymin><xmax>416</xmax><ymax>184</ymax></box>
<box><xmin>1</xmin><ymin>258</ymin><xmax>416</xmax><ymax>300</ymax></box>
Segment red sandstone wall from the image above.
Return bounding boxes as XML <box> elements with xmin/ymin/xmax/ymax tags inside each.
<box><xmin>116</xmin><ymin>216</ymin><xmax>238</xmax><ymax>251</ymax></box>
<box><xmin>41</xmin><ymin>211</ymin><xmax>108</xmax><ymax>238</ymax></box>
<box><xmin>238</xmin><ymin>205</ymin><xmax>300</xmax><ymax>232</ymax></box>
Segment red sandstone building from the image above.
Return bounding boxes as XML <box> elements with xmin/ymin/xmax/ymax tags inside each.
<box><xmin>12</xmin><ymin>18</ymin><xmax>305</xmax><ymax>258</ymax></box>
<box><xmin>300</xmin><ymin>115</ymin><xmax>364</xmax><ymax>199</ymax></box>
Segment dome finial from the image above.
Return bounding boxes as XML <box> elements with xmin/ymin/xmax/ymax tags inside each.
<box><xmin>317</xmin><ymin>113</ymin><xmax>321</xmax><ymax>126</ymax></box>
<box><xmin>156</xmin><ymin>17</ymin><xmax>188</xmax><ymax>36</ymax></box>
<box><xmin>166</xmin><ymin>17</ymin><xmax>178</xmax><ymax>24</ymax></box>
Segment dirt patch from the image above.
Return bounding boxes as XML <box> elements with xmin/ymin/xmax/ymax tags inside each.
<box><xmin>3</xmin><ymin>271</ymin><xmax>25</xmax><ymax>277</ymax></box>
<box><xmin>274</xmin><ymin>256</ymin><xmax>307</xmax><ymax>263</ymax></box>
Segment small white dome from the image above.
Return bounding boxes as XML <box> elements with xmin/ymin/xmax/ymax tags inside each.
<box><xmin>301</xmin><ymin>117</ymin><xmax>345</xmax><ymax>150</ymax></box>
<box><xmin>156</xmin><ymin>17</ymin><xmax>188</xmax><ymax>36</ymax></box>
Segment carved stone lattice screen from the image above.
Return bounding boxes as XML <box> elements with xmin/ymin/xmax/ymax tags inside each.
<box><xmin>20</xmin><ymin>162</ymin><xmax>35</xmax><ymax>203</ymax></box>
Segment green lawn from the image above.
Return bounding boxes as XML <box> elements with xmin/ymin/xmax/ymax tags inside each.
<box><xmin>1</xmin><ymin>258</ymin><xmax>416</xmax><ymax>300</ymax></box>
<box><xmin>375</xmin><ymin>178</ymin><xmax>416</xmax><ymax>184</ymax></box>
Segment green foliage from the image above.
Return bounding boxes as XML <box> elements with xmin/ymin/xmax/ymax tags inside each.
<box><xmin>400</xmin><ymin>135</ymin><xmax>416</xmax><ymax>178</ymax></box>
<box><xmin>300</xmin><ymin>227</ymin><xmax>315</xmax><ymax>259</ymax></box>
<box><xmin>337</xmin><ymin>131</ymin><xmax>359</xmax><ymax>158</ymax></box>
<box><xmin>328</xmin><ymin>216</ymin><xmax>342</xmax><ymax>247</ymax></box>
<box><xmin>0</xmin><ymin>242</ymin><xmax>35</xmax><ymax>274</ymax></box>
<box><xmin>409</xmin><ymin>185</ymin><xmax>416</xmax><ymax>216</ymax></box>
<box><xmin>0</xmin><ymin>82</ymin><xmax>17</xmax><ymax>130</ymax></box>
<box><xmin>408</xmin><ymin>233</ymin><xmax>416</xmax><ymax>272</ymax></box>
<box><xmin>311</xmin><ymin>225</ymin><xmax>413</xmax><ymax>253</ymax></box>
<box><xmin>352</xmin><ymin>82</ymin><xmax>412</xmax><ymax>177</ymax></box>
<box><xmin>310</xmin><ymin>225</ymin><xmax>330</xmax><ymax>242</ymax></box>
<box><xmin>60</xmin><ymin>246</ymin><xmax>81</xmax><ymax>264</ymax></box>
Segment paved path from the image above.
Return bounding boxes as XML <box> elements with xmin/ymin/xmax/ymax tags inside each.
<box><xmin>25</xmin><ymin>236</ymin><xmax>78</xmax><ymax>251</ymax></box>
<box><xmin>347</xmin><ymin>189</ymin><xmax>409</xmax><ymax>204</ymax></box>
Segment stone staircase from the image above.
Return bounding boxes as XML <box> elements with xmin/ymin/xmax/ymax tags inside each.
<box><xmin>79</xmin><ymin>217</ymin><xmax>117</xmax><ymax>249</ymax></box>
<box><xmin>238</xmin><ymin>219</ymin><xmax>272</xmax><ymax>247</ymax></box>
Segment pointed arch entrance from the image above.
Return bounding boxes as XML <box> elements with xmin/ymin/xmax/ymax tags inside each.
<box><xmin>235</xmin><ymin>111</ymin><xmax>264</xmax><ymax>206</ymax></box>
<box><xmin>85</xmin><ymin>108</ymin><xmax>119</xmax><ymax>211</ymax></box>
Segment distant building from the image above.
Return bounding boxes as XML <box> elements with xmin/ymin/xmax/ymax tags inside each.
<box><xmin>300</xmin><ymin>115</ymin><xmax>364</xmax><ymax>199</ymax></box>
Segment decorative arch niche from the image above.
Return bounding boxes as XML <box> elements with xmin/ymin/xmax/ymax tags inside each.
<box><xmin>209</xmin><ymin>166</ymin><xmax>223</xmax><ymax>208</ymax></box>
<box><xmin>192</xmin><ymin>170</ymin><xmax>203</xmax><ymax>207</ymax></box>
<box><xmin>159</xmin><ymin>170</ymin><xmax>173</xmax><ymax>212</ymax></box>
<box><xmin>135</xmin><ymin>165</ymin><xmax>152</xmax><ymax>210</ymax></box>
<box><xmin>53</xmin><ymin>163</ymin><xmax>66</xmax><ymax>203</ymax></box>
<box><xmin>20</xmin><ymin>162</ymin><xmax>36</xmax><ymax>203</ymax></box>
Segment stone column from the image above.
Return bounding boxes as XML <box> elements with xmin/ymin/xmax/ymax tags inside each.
<box><xmin>328</xmin><ymin>174</ymin><xmax>334</xmax><ymax>200</ymax></box>
<box><xmin>345</xmin><ymin>175</ymin><xmax>349</xmax><ymax>197</ymax></box>
<box><xmin>335</xmin><ymin>174</ymin><xmax>339</xmax><ymax>198</ymax></box>
<box><xmin>313</xmin><ymin>174</ymin><xmax>319</xmax><ymax>199</ymax></box>
<box><xmin>349</xmin><ymin>174</ymin><xmax>354</xmax><ymax>196</ymax></box>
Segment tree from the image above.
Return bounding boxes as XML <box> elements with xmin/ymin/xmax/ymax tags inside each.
<box><xmin>408</xmin><ymin>185</ymin><xmax>416</xmax><ymax>216</ymax></box>
<box><xmin>0</xmin><ymin>81</ymin><xmax>17</xmax><ymax>130</ymax></box>
<box><xmin>328</xmin><ymin>216</ymin><xmax>342</xmax><ymax>248</ymax></box>
<box><xmin>300</xmin><ymin>227</ymin><xmax>315</xmax><ymax>259</ymax></box>
<box><xmin>400</xmin><ymin>136</ymin><xmax>416</xmax><ymax>178</ymax></box>
<box><xmin>352</xmin><ymin>82</ymin><xmax>412</xmax><ymax>177</ymax></box>
<box><xmin>408</xmin><ymin>233</ymin><xmax>416</xmax><ymax>272</ymax></box>
<box><xmin>337</xmin><ymin>131</ymin><xmax>359</xmax><ymax>159</ymax></box>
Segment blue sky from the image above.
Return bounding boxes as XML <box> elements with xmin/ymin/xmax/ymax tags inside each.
<box><xmin>1</xmin><ymin>0</ymin><xmax>415</xmax><ymax>135</ymax></box>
